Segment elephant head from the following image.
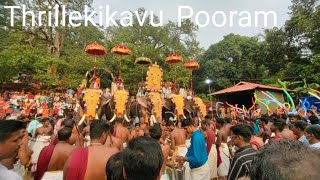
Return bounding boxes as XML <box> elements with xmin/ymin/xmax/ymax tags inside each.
<box><xmin>101</xmin><ymin>90</ymin><xmax>131</xmax><ymax>123</ymax></box>
<box><xmin>77</xmin><ymin>88</ymin><xmax>103</xmax><ymax>125</ymax></box>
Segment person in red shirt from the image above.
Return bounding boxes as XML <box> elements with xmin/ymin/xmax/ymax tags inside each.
<box><xmin>28</xmin><ymin>92</ymin><xmax>35</xmax><ymax>100</ymax></box>
<box><xmin>270</xmin><ymin>119</ymin><xmax>285</xmax><ymax>141</ymax></box>
<box><xmin>201</xmin><ymin>119</ymin><xmax>217</xmax><ymax>179</ymax></box>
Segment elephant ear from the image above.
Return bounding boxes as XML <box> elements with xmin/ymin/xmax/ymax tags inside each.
<box><xmin>136</xmin><ymin>97</ymin><xmax>148</xmax><ymax>109</ymax></box>
<box><xmin>193</xmin><ymin>97</ymin><xmax>207</xmax><ymax>117</ymax></box>
<box><xmin>162</xmin><ymin>99</ymin><xmax>172</xmax><ymax>110</ymax></box>
<box><xmin>170</xmin><ymin>94</ymin><xmax>185</xmax><ymax>117</ymax></box>
<box><xmin>184</xmin><ymin>100</ymin><xmax>193</xmax><ymax>114</ymax></box>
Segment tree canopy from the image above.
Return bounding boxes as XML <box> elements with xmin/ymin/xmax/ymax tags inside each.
<box><xmin>0</xmin><ymin>0</ymin><xmax>319</xmax><ymax>99</ymax></box>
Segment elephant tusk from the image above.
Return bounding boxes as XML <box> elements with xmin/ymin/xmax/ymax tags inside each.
<box><xmin>95</xmin><ymin>113</ymin><xmax>98</xmax><ymax>119</ymax></box>
<box><xmin>124</xmin><ymin>114</ymin><xmax>130</xmax><ymax>122</ymax></box>
<box><xmin>150</xmin><ymin>115</ymin><xmax>156</xmax><ymax>126</ymax></box>
<box><xmin>109</xmin><ymin>114</ymin><xmax>116</xmax><ymax>123</ymax></box>
<box><xmin>78</xmin><ymin>114</ymin><xmax>86</xmax><ymax>126</ymax></box>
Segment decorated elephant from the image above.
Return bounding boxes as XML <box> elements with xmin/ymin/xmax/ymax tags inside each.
<box><xmin>162</xmin><ymin>95</ymin><xmax>207</xmax><ymax>122</ymax></box>
<box><xmin>98</xmin><ymin>90</ymin><xmax>132</xmax><ymax>124</ymax></box>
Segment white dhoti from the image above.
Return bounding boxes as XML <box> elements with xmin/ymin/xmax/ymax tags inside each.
<box><xmin>123</xmin><ymin>142</ymin><xmax>127</xmax><ymax>149</ymax></box>
<box><xmin>190</xmin><ymin>161</ymin><xmax>210</xmax><ymax>180</ymax></box>
<box><xmin>84</xmin><ymin>135</ymin><xmax>90</xmax><ymax>147</ymax></box>
<box><xmin>183</xmin><ymin>162</ymin><xmax>191</xmax><ymax>180</ymax></box>
<box><xmin>160</xmin><ymin>173</ymin><xmax>170</xmax><ymax>180</ymax></box>
<box><xmin>217</xmin><ymin>143</ymin><xmax>230</xmax><ymax>177</ymax></box>
<box><xmin>41</xmin><ymin>171</ymin><xmax>63</xmax><ymax>180</ymax></box>
<box><xmin>208</xmin><ymin>144</ymin><xmax>218</xmax><ymax>179</ymax></box>
<box><xmin>31</xmin><ymin>136</ymin><xmax>51</xmax><ymax>164</ymax></box>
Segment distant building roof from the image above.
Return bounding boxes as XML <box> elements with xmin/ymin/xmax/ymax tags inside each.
<box><xmin>210</xmin><ymin>82</ymin><xmax>292</xmax><ymax>95</ymax></box>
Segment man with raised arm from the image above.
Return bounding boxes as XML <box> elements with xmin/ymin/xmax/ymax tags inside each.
<box><xmin>63</xmin><ymin>120</ymin><xmax>118</xmax><ymax>180</ymax></box>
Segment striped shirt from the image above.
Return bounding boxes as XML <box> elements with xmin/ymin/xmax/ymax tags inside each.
<box><xmin>227</xmin><ymin>145</ymin><xmax>257</xmax><ymax>180</ymax></box>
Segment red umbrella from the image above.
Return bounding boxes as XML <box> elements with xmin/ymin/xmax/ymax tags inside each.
<box><xmin>183</xmin><ymin>59</ymin><xmax>199</xmax><ymax>70</ymax></box>
<box><xmin>85</xmin><ymin>42</ymin><xmax>107</xmax><ymax>77</ymax></box>
<box><xmin>112</xmin><ymin>45</ymin><xmax>132</xmax><ymax>88</ymax></box>
<box><xmin>111</xmin><ymin>45</ymin><xmax>132</xmax><ymax>55</ymax></box>
<box><xmin>184</xmin><ymin>60</ymin><xmax>200</xmax><ymax>96</ymax></box>
<box><xmin>165</xmin><ymin>53</ymin><xmax>183</xmax><ymax>64</ymax></box>
<box><xmin>85</xmin><ymin>42</ymin><xmax>107</xmax><ymax>55</ymax></box>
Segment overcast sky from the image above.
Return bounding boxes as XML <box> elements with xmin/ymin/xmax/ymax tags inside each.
<box><xmin>92</xmin><ymin>0</ymin><xmax>292</xmax><ymax>49</ymax></box>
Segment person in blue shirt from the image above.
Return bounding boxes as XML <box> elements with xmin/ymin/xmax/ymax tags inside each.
<box><xmin>178</xmin><ymin>118</ymin><xmax>210</xmax><ymax>180</ymax></box>
<box><xmin>253</xmin><ymin>119</ymin><xmax>260</xmax><ymax>135</ymax></box>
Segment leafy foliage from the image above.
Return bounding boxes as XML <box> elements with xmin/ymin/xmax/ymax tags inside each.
<box><xmin>0</xmin><ymin>0</ymin><xmax>319</xmax><ymax>97</ymax></box>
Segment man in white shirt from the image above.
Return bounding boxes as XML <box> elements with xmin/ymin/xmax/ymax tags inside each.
<box><xmin>305</xmin><ymin>125</ymin><xmax>320</xmax><ymax>149</ymax></box>
<box><xmin>0</xmin><ymin>120</ymin><xmax>27</xmax><ymax>180</ymax></box>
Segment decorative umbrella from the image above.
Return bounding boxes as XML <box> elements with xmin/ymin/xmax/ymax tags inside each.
<box><xmin>184</xmin><ymin>60</ymin><xmax>200</xmax><ymax>95</ymax></box>
<box><xmin>165</xmin><ymin>53</ymin><xmax>183</xmax><ymax>64</ymax></box>
<box><xmin>111</xmin><ymin>45</ymin><xmax>132</xmax><ymax>86</ymax></box>
<box><xmin>135</xmin><ymin>57</ymin><xmax>152</xmax><ymax>81</ymax></box>
<box><xmin>165</xmin><ymin>54</ymin><xmax>183</xmax><ymax>93</ymax></box>
<box><xmin>85</xmin><ymin>42</ymin><xmax>107</xmax><ymax>77</ymax></box>
<box><xmin>135</xmin><ymin>57</ymin><xmax>152</xmax><ymax>65</ymax></box>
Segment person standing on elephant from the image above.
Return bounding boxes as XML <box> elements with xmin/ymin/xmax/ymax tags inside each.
<box><xmin>113</xmin><ymin>117</ymin><xmax>130</xmax><ymax>148</ymax></box>
<box><xmin>111</xmin><ymin>77</ymin><xmax>118</xmax><ymax>95</ymax></box>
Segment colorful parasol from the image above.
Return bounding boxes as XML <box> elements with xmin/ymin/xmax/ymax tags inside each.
<box><xmin>111</xmin><ymin>45</ymin><xmax>132</xmax><ymax>88</ymax></box>
<box><xmin>183</xmin><ymin>59</ymin><xmax>199</xmax><ymax>70</ymax></box>
<box><xmin>184</xmin><ymin>60</ymin><xmax>200</xmax><ymax>95</ymax></box>
<box><xmin>85</xmin><ymin>42</ymin><xmax>107</xmax><ymax>77</ymax></box>
<box><xmin>135</xmin><ymin>57</ymin><xmax>152</xmax><ymax>81</ymax></box>
<box><xmin>111</xmin><ymin>45</ymin><xmax>132</xmax><ymax>55</ymax></box>
<box><xmin>165</xmin><ymin>53</ymin><xmax>183</xmax><ymax>64</ymax></box>
<box><xmin>135</xmin><ymin>57</ymin><xmax>152</xmax><ymax>65</ymax></box>
<box><xmin>165</xmin><ymin>53</ymin><xmax>183</xmax><ymax>93</ymax></box>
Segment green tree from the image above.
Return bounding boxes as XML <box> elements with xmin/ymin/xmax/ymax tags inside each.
<box><xmin>104</xmin><ymin>8</ymin><xmax>203</xmax><ymax>93</ymax></box>
<box><xmin>194</xmin><ymin>34</ymin><xmax>266</xmax><ymax>93</ymax></box>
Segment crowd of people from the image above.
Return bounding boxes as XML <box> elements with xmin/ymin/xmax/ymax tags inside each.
<box><xmin>1</xmin><ymin>89</ymin><xmax>320</xmax><ymax>180</ymax></box>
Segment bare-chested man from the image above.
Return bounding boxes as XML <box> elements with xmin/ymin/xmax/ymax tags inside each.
<box><xmin>113</xmin><ymin>117</ymin><xmax>130</xmax><ymax>148</ymax></box>
<box><xmin>169</xmin><ymin>120</ymin><xmax>186</xmax><ymax>150</ymax></box>
<box><xmin>129</xmin><ymin>123</ymin><xmax>144</xmax><ymax>140</ymax></box>
<box><xmin>281</xmin><ymin>124</ymin><xmax>296</xmax><ymax>140</ymax></box>
<box><xmin>209</xmin><ymin>118</ymin><xmax>217</xmax><ymax>133</ymax></box>
<box><xmin>215</xmin><ymin>118</ymin><xmax>230</xmax><ymax>178</ymax></box>
<box><xmin>50</xmin><ymin>119</ymin><xmax>83</xmax><ymax>147</ymax></box>
<box><xmin>31</xmin><ymin>118</ymin><xmax>53</xmax><ymax>167</ymax></box>
<box><xmin>140</xmin><ymin>116</ymin><xmax>149</xmax><ymax>135</ymax></box>
<box><xmin>105</xmin><ymin>124</ymin><xmax>123</xmax><ymax>151</ymax></box>
<box><xmin>35</xmin><ymin>127</ymin><xmax>78</xmax><ymax>180</ymax></box>
<box><xmin>149</xmin><ymin>124</ymin><xmax>171</xmax><ymax>180</ymax></box>
<box><xmin>63</xmin><ymin>120</ymin><xmax>119</xmax><ymax>180</ymax></box>
<box><xmin>34</xmin><ymin>118</ymin><xmax>53</xmax><ymax>137</ymax></box>
<box><xmin>63</xmin><ymin>119</ymin><xmax>84</xmax><ymax>147</ymax></box>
